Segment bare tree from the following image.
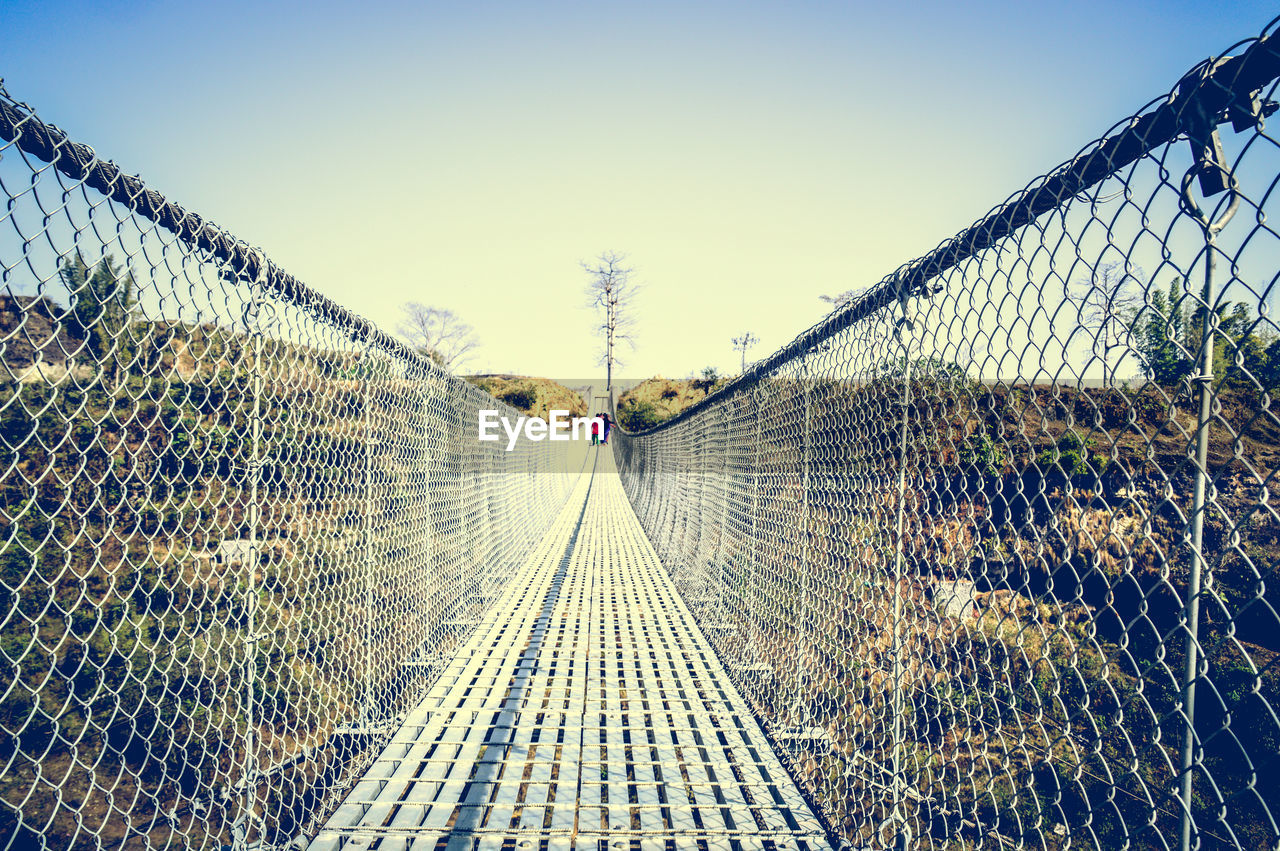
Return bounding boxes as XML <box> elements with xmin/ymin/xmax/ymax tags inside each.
<box><xmin>396</xmin><ymin>303</ymin><xmax>480</xmax><ymax>371</ymax></box>
<box><xmin>1068</xmin><ymin>262</ymin><xmax>1142</xmax><ymax>386</ymax></box>
<box><xmin>820</xmin><ymin>289</ymin><xmax>857</xmax><ymax>309</ymax></box>
<box><xmin>731</xmin><ymin>331</ymin><xmax>760</xmax><ymax>373</ymax></box>
<box><xmin>582</xmin><ymin>250</ymin><xmax>638</xmax><ymax>404</ymax></box>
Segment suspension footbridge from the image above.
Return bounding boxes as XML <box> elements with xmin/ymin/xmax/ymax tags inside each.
<box><xmin>314</xmin><ymin>451</ymin><xmax>829</xmax><ymax>849</ymax></box>
<box><xmin>3</xmin><ymin>19</ymin><xmax>1280</xmax><ymax>851</ymax></box>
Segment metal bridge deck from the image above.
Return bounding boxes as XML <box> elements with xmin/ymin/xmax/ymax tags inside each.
<box><xmin>313</xmin><ymin>450</ymin><xmax>830</xmax><ymax>851</ymax></box>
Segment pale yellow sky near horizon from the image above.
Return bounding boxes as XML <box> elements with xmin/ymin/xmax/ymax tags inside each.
<box><xmin>4</xmin><ymin>1</ymin><xmax>1278</xmax><ymax>381</ymax></box>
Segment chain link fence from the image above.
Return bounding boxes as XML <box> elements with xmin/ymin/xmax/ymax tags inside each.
<box><xmin>0</xmin><ymin>85</ymin><xmax>580</xmax><ymax>847</ymax></box>
<box><xmin>616</xmin><ymin>19</ymin><xmax>1280</xmax><ymax>851</ymax></box>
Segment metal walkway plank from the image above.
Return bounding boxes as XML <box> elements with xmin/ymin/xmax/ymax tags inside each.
<box><xmin>314</xmin><ymin>451</ymin><xmax>831</xmax><ymax>851</ymax></box>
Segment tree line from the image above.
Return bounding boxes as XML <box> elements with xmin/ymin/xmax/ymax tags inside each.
<box><xmin>1131</xmin><ymin>275</ymin><xmax>1280</xmax><ymax>390</ymax></box>
<box><xmin>1066</xmin><ymin>262</ymin><xmax>1279</xmax><ymax>392</ymax></box>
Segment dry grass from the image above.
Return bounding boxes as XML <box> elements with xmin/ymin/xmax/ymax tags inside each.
<box><xmin>465</xmin><ymin>374</ymin><xmax>587</xmax><ymax>419</ymax></box>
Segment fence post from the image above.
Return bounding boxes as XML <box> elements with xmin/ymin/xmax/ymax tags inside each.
<box><xmin>419</xmin><ymin>367</ymin><xmax>437</xmax><ymax>670</ymax></box>
<box><xmin>361</xmin><ymin>349</ymin><xmax>376</xmax><ymax>729</ymax></box>
<box><xmin>1177</xmin><ymin>157</ymin><xmax>1239</xmax><ymax>851</ymax></box>
<box><xmin>717</xmin><ymin>401</ymin><xmax>730</xmax><ymax>623</ymax></box>
<box><xmin>449</xmin><ymin>381</ymin><xmax>466</xmax><ymax>633</ymax></box>
<box><xmin>457</xmin><ymin>383</ymin><xmax>478</xmax><ymax>627</ymax></box>
<box><xmin>888</xmin><ymin>287</ymin><xmax>914</xmax><ymax>848</ymax></box>
<box><xmin>749</xmin><ymin>384</ymin><xmax>764</xmax><ymax>668</ymax></box>
<box><xmin>701</xmin><ymin>414</ymin><xmax>711</xmax><ymax>593</ymax></box>
<box><xmin>233</xmin><ymin>277</ymin><xmax>264</xmax><ymax>849</ymax></box>
<box><xmin>792</xmin><ymin>361</ymin><xmax>813</xmax><ymax>727</ymax></box>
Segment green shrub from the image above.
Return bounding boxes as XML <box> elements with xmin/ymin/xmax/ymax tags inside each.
<box><xmin>619</xmin><ymin>400</ymin><xmax>668</xmax><ymax>431</ymax></box>
<box><xmin>1036</xmin><ymin>430</ymin><xmax>1103</xmax><ymax>478</ymax></box>
<box><xmin>691</xmin><ymin>367</ymin><xmax>721</xmax><ymax>393</ymax></box>
<box><xmin>1057</xmin><ymin>430</ymin><xmax>1085</xmax><ymax>453</ymax></box>
<box><xmin>499</xmin><ymin>386</ymin><xmax>537</xmax><ymax>411</ymax></box>
<box><xmin>958</xmin><ymin>433</ymin><xmax>1006</xmax><ymax>479</ymax></box>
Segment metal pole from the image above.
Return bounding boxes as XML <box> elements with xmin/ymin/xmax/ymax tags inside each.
<box><xmin>1176</xmin><ymin>156</ymin><xmax>1239</xmax><ymax>851</ymax></box>
<box><xmin>793</xmin><ymin>362</ymin><xmax>813</xmax><ymax>726</ymax></box>
<box><xmin>889</xmin><ymin>293</ymin><xmax>914</xmax><ymax>848</ymax></box>
<box><xmin>419</xmin><ymin>368</ymin><xmax>437</xmax><ymax>671</ymax></box>
<box><xmin>746</xmin><ymin>387</ymin><xmax>762</xmax><ymax>666</ymax></box>
<box><xmin>361</xmin><ymin>352</ymin><xmax>375</xmax><ymax>729</ymax></box>
<box><xmin>696</xmin><ymin>419</ymin><xmax>707</xmax><ymax>598</ymax></box>
<box><xmin>458</xmin><ymin>382</ymin><xmax>477</xmax><ymax>626</ymax></box>
<box><xmin>1177</xmin><ymin>261</ymin><xmax>1212</xmax><ymax>851</ymax></box>
<box><xmin>717</xmin><ymin>403</ymin><xmax>730</xmax><ymax>623</ymax></box>
<box><xmin>451</xmin><ymin>382</ymin><xmax>465</xmax><ymax>632</ymax></box>
<box><xmin>234</xmin><ymin>281</ymin><xmax>264</xmax><ymax>850</ymax></box>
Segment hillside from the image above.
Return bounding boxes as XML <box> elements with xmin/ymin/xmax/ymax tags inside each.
<box><xmin>466</xmin><ymin>374</ymin><xmax>587</xmax><ymax>419</ymax></box>
<box><xmin>618</xmin><ymin>372</ymin><xmax>1280</xmax><ymax>848</ymax></box>
<box><xmin>0</xmin><ymin>294</ymin><xmax>84</xmax><ymax>373</ymax></box>
<box><xmin>616</xmin><ymin>375</ymin><xmax>726</xmax><ymax>431</ymax></box>
<box><xmin>0</xmin><ymin>314</ymin><xmax>576</xmax><ymax>845</ymax></box>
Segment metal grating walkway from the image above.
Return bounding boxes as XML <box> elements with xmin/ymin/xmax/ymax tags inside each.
<box><xmin>312</xmin><ymin>450</ymin><xmax>831</xmax><ymax>851</ymax></box>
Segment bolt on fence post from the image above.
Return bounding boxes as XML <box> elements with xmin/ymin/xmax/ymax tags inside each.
<box><xmin>888</xmin><ymin>288</ymin><xmax>915</xmax><ymax>848</ymax></box>
<box><xmin>233</xmin><ymin>277</ymin><xmax>264</xmax><ymax>850</ymax></box>
<box><xmin>1177</xmin><ymin>158</ymin><xmax>1239</xmax><ymax>851</ymax></box>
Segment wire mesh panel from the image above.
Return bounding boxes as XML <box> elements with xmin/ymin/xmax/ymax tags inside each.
<box><xmin>616</xmin><ymin>20</ymin><xmax>1280</xmax><ymax>851</ymax></box>
<box><xmin>0</xmin><ymin>86</ymin><xmax>577</xmax><ymax>847</ymax></box>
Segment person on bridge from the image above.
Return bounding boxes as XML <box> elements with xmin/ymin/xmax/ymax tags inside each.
<box><xmin>601</xmin><ymin>413</ymin><xmax>613</xmax><ymax>445</ymax></box>
<box><xmin>590</xmin><ymin>416</ymin><xmax>601</xmax><ymax>446</ymax></box>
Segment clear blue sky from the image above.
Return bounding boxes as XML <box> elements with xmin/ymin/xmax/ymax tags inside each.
<box><xmin>2</xmin><ymin>0</ymin><xmax>1276</xmax><ymax>378</ymax></box>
